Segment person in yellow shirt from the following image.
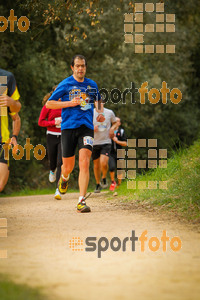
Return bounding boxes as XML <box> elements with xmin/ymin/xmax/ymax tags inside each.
<box><xmin>0</xmin><ymin>68</ymin><xmax>21</xmax><ymax>192</ymax></box>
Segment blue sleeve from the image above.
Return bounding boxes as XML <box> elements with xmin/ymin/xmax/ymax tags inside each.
<box><xmin>48</xmin><ymin>81</ymin><xmax>68</xmax><ymax>101</ymax></box>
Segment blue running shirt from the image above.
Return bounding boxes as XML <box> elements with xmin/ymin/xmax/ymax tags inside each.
<box><xmin>48</xmin><ymin>75</ymin><xmax>101</xmax><ymax>130</ymax></box>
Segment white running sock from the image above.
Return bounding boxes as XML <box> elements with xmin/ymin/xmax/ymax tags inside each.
<box><xmin>78</xmin><ymin>196</ymin><xmax>85</xmax><ymax>204</ymax></box>
<box><xmin>61</xmin><ymin>174</ymin><xmax>69</xmax><ymax>181</ymax></box>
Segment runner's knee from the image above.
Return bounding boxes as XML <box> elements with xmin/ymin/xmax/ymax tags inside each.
<box><xmin>79</xmin><ymin>156</ymin><xmax>90</xmax><ymax>170</ymax></box>
<box><xmin>101</xmin><ymin>160</ymin><xmax>108</xmax><ymax>169</ymax></box>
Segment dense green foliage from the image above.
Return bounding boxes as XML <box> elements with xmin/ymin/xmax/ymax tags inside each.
<box><xmin>1</xmin><ymin>0</ymin><xmax>200</xmax><ymax>192</ymax></box>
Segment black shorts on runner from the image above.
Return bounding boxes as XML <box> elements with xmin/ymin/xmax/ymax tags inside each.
<box><xmin>0</xmin><ymin>143</ymin><xmax>9</xmax><ymax>168</ymax></box>
<box><xmin>61</xmin><ymin>125</ymin><xmax>94</xmax><ymax>158</ymax></box>
<box><xmin>92</xmin><ymin>144</ymin><xmax>111</xmax><ymax>161</ymax></box>
<box><xmin>109</xmin><ymin>154</ymin><xmax>117</xmax><ymax>172</ymax></box>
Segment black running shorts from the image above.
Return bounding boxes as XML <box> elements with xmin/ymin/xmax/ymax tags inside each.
<box><xmin>61</xmin><ymin>125</ymin><xmax>94</xmax><ymax>158</ymax></box>
<box><xmin>92</xmin><ymin>144</ymin><xmax>111</xmax><ymax>161</ymax></box>
<box><xmin>108</xmin><ymin>154</ymin><xmax>117</xmax><ymax>172</ymax></box>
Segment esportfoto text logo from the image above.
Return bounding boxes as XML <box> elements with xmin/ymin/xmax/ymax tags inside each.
<box><xmin>69</xmin><ymin>230</ymin><xmax>182</xmax><ymax>258</ymax></box>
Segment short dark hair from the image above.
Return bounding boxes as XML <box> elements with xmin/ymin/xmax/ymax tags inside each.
<box><xmin>71</xmin><ymin>55</ymin><xmax>87</xmax><ymax>67</ymax></box>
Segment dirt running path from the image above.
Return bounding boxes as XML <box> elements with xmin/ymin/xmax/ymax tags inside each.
<box><xmin>0</xmin><ymin>193</ymin><xmax>200</xmax><ymax>300</ymax></box>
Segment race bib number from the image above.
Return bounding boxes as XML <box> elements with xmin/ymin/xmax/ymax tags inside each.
<box><xmin>83</xmin><ymin>136</ymin><xmax>94</xmax><ymax>147</ymax></box>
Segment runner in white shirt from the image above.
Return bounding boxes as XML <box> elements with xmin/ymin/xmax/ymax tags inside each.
<box><xmin>92</xmin><ymin>102</ymin><xmax>117</xmax><ymax>192</ymax></box>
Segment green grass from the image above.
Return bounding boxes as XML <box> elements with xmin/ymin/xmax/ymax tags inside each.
<box><xmin>0</xmin><ymin>275</ymin><xmax>47</xmax><ymax>300</ymax></box>
<box><xmin>0</xmin><ymin>187</ymin><xmax>79</xmax><ymax>198</ymax></box>
<box><xmin>0</xmin><ymin>186</ymin><xmax>97</xmax><ymax>198</ymax></box>
<box><xmin>1</xmin><ymin>140</ymin><xmax>200</xmax><ymax>221</ymax></box>
<box><xmin>116</xmin><ymin>139</ymin><xmax>200</xmax><ymax>221</ymax></box>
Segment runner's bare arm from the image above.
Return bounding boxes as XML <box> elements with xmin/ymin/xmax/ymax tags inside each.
<box><xmin>94</xmin><ymin>99</ymin><xmax>102</xmax><ymax>113</ymax></box>
<box><xmin>109</xmin><ymin>122</ymin><xmax>117</xmax><ymax>138</ymax></box>
<box><xmin>10</xmin><ymin>113</ymin><xmax>21</xmax><ymax>146</ymax></box>
<box><xmin>46</xmin><ymin>97</ymin><xmax>81</xmax><ymax>109</ymax></box>
<box><xmin>0</xmin><ymin>95</ymin><xmax>21</xmax><ymax>113</ymax></box>
<box><xmin>110</xmin><ymin>122</ymin><xmax>118</xmax><ymax>131</ymax></box>
<box><xmin>112</xmin><ymin>136</ymin><xmax>127</xmax><ymax>147</ymax></box>
<box><xmin>94</xmin><ymin>100</ymin><xmax>105</xmax><ymax>122</ymax></box>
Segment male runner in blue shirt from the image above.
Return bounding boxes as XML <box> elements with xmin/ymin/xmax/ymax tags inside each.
<box><xmin>46</xmin><ymin>55</ymin><xmax>104</xmax><ymax>213</ymax></box>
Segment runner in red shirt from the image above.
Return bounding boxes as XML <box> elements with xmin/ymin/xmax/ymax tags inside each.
<box><xmin>38</xmin><ymin>86</ymin><xmax>62</xmax><ymax>200</ymax></box>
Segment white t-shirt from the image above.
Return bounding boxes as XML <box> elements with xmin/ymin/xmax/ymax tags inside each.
<box><xmin>93</xmin><ymin>108</ymin><xmax>116</xmax><ymax>145</ymax></box>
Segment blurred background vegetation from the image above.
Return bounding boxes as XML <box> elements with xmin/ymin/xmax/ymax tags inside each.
<box><xmin>1</xmin><ymin>0</ymin><xmax>200</xmax><ymax>193</ymax></box>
